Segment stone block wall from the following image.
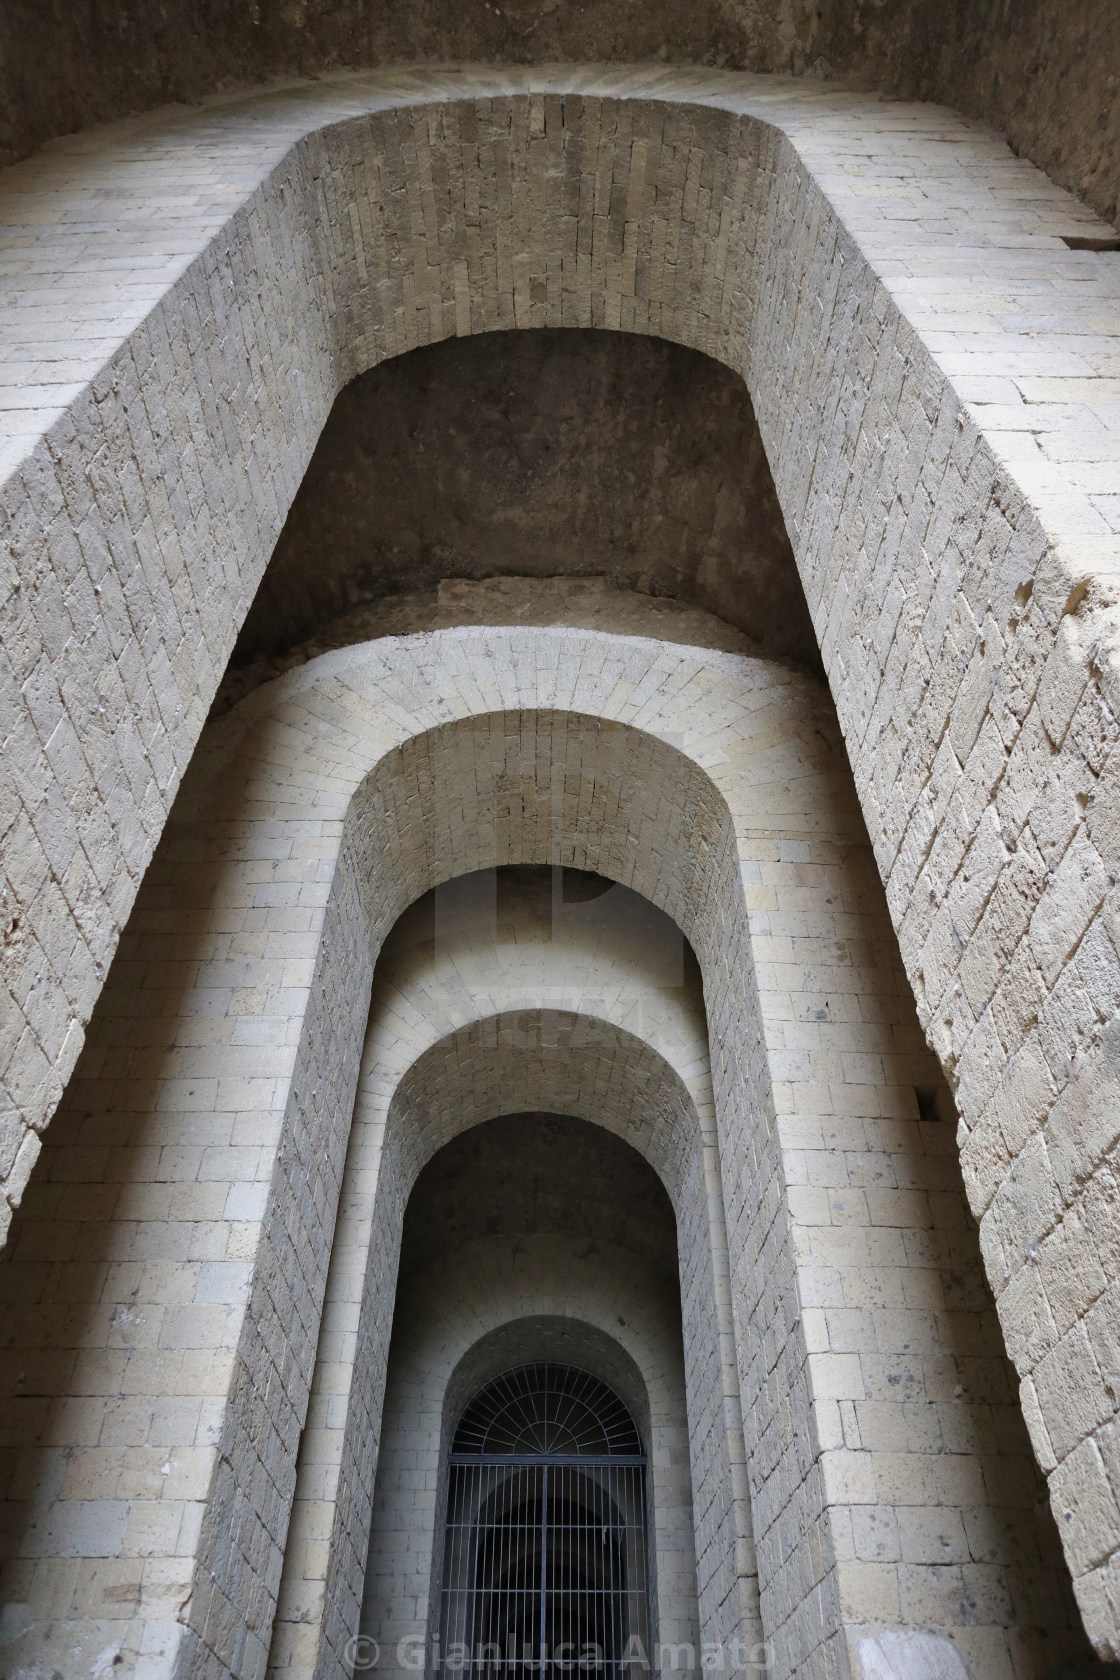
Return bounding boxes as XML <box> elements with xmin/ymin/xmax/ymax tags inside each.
<box><xmin>2</xmin><ymin>59</ymin><xmax>1120</xmax><ymax>1665</ymax></box>
<box><xmin>2</xmin><ymin>72</ymin><xmax>1116</xmax><ymax>1251</ymax></box>
<box><xmin>2</xmin><ymin>2</ymin><xmax>1117</xmax><ymax>230</ymax></box>
<box><xmin>0</xmin><ymin>629</ymin><xmax>1095</xmax><ymax>1679</ymax></box>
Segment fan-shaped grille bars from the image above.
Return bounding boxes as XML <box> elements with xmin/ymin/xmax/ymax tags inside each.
<box><xmin>441</xmin><ymin>1367</ymin><xmax>651</xmax><ymax>1679</ymax></box>
<box><xmin>451</xmin><ymin>1365</ymin><xmax>643</xmax><ymax>1460</ymax></box>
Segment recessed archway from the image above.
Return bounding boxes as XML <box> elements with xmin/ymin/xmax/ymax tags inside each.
<box><xmin>274</xmin><ymin>854</ymin><xmax>753</xmax><ymax>1680</ymax></box>
<box><xmin>2</xmin><ymin>79</ymin><xmax>1116</xmax><ymax>1662</ymax></box>
<box><xmin>0</xmin><ymin>629</ymin><xmax>1086</xmax><ymax>1680</ymax></box>
<box><xmin>218</xmin><ymin>328</ymin><xmax>819</xmax><ymax>707</ymax></box>
<box><xmin>350</xmin><ymin>1114</ymin><xmax>696</xmax><ymax>1680</ymax></box>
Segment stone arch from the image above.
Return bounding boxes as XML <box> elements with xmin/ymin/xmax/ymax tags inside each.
<box><xmin>376</xmin><ymin>1007</ymin><xmax>738</xmax><ymax>1639</ymax></box>
<box><xmin>0</xmin><ymin>633</ymin><xmax>851</xmax><ymax>1672</ymax></box>
<box><xmin>387</xmin><ymin>1014</ymin><xmax>706</xmax><ymax>1207</ymax></box>
<box><xmin>367</xmin><ymin>1307</ymin><xmax>691</xmax><ymax>1680</ymax></box>
<box><xmin>4</xmin><ymin>76</ymin><xmax>1118</xmax><ymax>1651</ymax></box>
<box><xmin>0</xmin><ymin>629</ymin><xmax>1089</xmax><ymax>1680</ymax></box>
<box><xmin>269</xmin><ymin>855</ymin><xmax>744</xmax><ymax>1680</ymax></box>
<box><xmin>326</xmin><ymin>1014</ymin><xmax>718</xmax><ymax>1674</ymax></box>
<box><xmin>286</xmin><ymin>1008</ymin><xmax>745</xmax><ymax>1680</ymax></box>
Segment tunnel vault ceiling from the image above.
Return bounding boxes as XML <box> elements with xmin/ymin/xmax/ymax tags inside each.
<box><xmin>4</xmin><ymin>58</ymin><xmax>1120</xmax><ymax>1676</ymax></box>
<box><xmin>398</xmin><ymin>1111</ymin><xmax>679</xmax><ymax>1280</ymax></box>
<box><xmin>227</xmin><ymin>329</ymin><xmax>820</xmax><ymax>689</ymax></box>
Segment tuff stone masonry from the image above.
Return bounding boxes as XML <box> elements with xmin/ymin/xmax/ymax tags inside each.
<box><xmin>0</xmin><ymin>46</ymin><xmax>1119</xmax><ymax>1680</ymax></box>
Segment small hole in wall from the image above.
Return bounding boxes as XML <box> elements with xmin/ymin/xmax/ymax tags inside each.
<box><xmin>915</xmin><ymin>1086</ymin><xmax>953</xmax><ymax>1124</ymax></box>
<box><xmin>1061</xmin><ymin>234</ymin><xmax>1120</xmax><ymax>251</ymax></box>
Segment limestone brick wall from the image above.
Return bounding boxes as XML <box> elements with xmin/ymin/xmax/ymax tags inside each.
<box><xmin>0</xmin><ymin>629</ymin><xmax>1093</xmax><ymax>1680</ymax></box>
<box><xmin>0</xmin><ymin>67</ymin><xmax>1113</xmax><ymax>1205</ymax></box>
<box><xmin>3</xmin><ymin>93</ymin><xmax>1120</xmax><ymax>1640</ymax></box>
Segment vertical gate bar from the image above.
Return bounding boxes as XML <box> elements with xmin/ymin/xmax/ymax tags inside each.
<box><xmin>465</xmin><ymin>1465</ymin><xmax>476</xmax><ymax>1679</ymax></box>
<box><xmin>607</xmin><ymin>1467</ymin><xmax>613</xmax><ymax>1678</ymax></box>
<box><xmin>540</xmin><ymin>1462</ymin><xmax>549</xmax><ymax>1678</ymax></box>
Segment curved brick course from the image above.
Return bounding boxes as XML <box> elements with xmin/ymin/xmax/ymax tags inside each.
<box><xmin>2</xmin><ymin>60</ymin><xmax>1120</xmax><ymax>1669</ymax></box>
<box><xmin>0</xmin><ymin>629</ymin><xmax>1088</xmax><ymax>1677</ymax></box>
<box><xmin>269</xmin><ymin>881</ymin><xmax>754</xmax><ymax>1680</ymax></box>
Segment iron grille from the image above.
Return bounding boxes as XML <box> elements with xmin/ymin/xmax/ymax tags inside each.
<box><xmin>440</xmin><ymin>1365</ymin><xmax>650</xmax><ymax>1680</ymax></box>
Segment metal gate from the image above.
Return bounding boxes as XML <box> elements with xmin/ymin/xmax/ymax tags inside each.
<box><xmin>439</xmin><ymin>1365</ymin><xmax>651</xmax><ymax>1680</ymax></box>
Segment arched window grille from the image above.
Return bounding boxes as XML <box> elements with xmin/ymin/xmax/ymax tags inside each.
<box><xmin>439</xmin><ymin>1365</ymin><xmax>651</xmax><ymax>1680</ymax></box>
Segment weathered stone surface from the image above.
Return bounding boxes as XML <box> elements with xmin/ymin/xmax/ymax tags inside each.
<box><xmin>855</xmin><ymin>1628</ymin><xmax>973</xmax><ymax>1679</ymax></box>
<box><xmin>1</xmin><ymin>3</ymin><xmax>1116</xmax><ymax>227</ymax></box>
<box><xmin>230</xmin><ymin>330</ymin><xmax>817</xmax><ymax>673</ymax></box>
<box><xmin>3</xmin><ymin>61</ymin><xmax>1120</xmax><ymax>1672</ymax></box>
<box><xmin>216</xmin><ymin>575</ymin><xmax>767</xmax><ymax>714</ymax></box>
<box><xmin>2</xmin><ymin>69</ymin><xmax>1117</xmax><ymax>1247</ymax></box>
<box><xmin>0</xmin><ymin>629</ymin><xmax>1093</xmax><ymax>1680</ymax></box>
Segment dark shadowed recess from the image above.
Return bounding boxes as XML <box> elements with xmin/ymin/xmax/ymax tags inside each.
<box><xmin>398</xmin><ymin>1111</ymin><xmax>680</xmax><ymax>1282</ymax></box>
<box><xmin>1</xmin><ymin>1</ymin><xmax>1116</xmax><ymax>228</ymax></box>
<box><xmin>231</xmin><ymin>328</ymin><xmax>820</xmax><ymax>670</ymax></box>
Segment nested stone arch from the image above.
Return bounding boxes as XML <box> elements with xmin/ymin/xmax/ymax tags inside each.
<box><xmin>282</xmin><ymin>1009</ymin><xmax>745</xmax><ymax>1680</ymax></box>
<box><xmin>273</xmin><ymin>858</ymin><xmax>744</xmax><ymax>1680</ymax></box>
<box><xmin>8</xmin><ymin>69</ymin><xmax>1112</xmax><ymax>1214</ymax></box>
<box><xmin>213</xmin><ymin>646</ymin><xmax>847</xmax><ymax>1680</ymax></box>
<box><xmin>5</xmin><ymin>73</ymin><xmax>1120</xmax><ymax>1650</ymax></box>
<box><xmin>0</xmin><ymin>629</ymin><xmax>1087</xmax><ymax>1680</ymax></box>
<box><xmin>365</xmin><ymin>1296</ymin><xmax>696</xmax><ymax>1680</ymax></box>
<box><xmin>2</xmin><ymin>76</ymin><xmax>851</xmax><ymax>1165</ymax></box>
<box><xmin>0</xmin><ymin>631</ymin><xmax>866</xmax><ymax>1679</ymax></box>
